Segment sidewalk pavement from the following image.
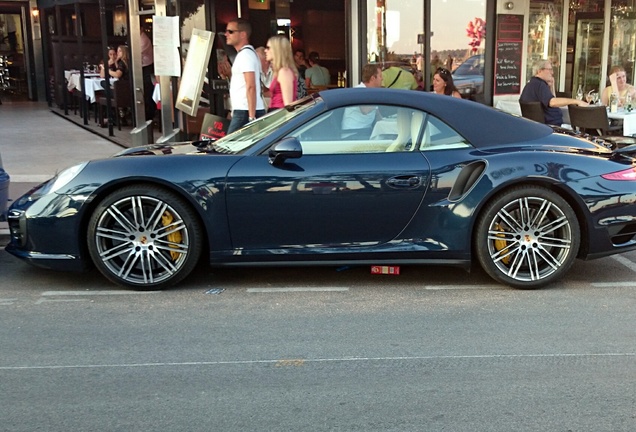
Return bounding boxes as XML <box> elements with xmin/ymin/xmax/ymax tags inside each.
<box><xmin>0</xmin><ymin>100</ymin><xmax>125</xmax><ymax>237</ymax></box>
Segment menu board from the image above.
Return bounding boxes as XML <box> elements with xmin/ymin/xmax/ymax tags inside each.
<box><xmin>176</xmin><ymin>28</ymin><xmax>214</xmax><ymax>116</ymax></box>
<box><xmin>494</xmin><ymin>14</ymin><xmax>523</xmax><ymax>95</ymax></box>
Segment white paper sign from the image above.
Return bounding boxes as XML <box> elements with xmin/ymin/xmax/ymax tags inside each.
<box><xmin>154</xmin><ymin>45</ymin><xmax>181</xmax><ymax>77</ymax></box>
<box><xmin>152</xmin><ymin>16</ymin><xmax>180</xmax><ymax>47</ymax></box>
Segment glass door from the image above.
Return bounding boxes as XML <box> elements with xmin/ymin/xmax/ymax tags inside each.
<box><xmin>608</xmin><ymin>9</ymin><xmax>636</xmax><ymax>86</ymax></box>
<box><xmin>526</xmin><ymin>1</ymin><xmax>565</xmax><ymax>93</ymax></box>
<box><xmin>572</xmin><ymin>13</ymin><xmax>604</xmax><ymax>96</ymax></box>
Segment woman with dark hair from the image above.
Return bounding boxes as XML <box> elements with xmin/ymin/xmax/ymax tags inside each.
<box><xmin>432</xmin><ymin>67</ymin><xmax>461</xmax><ymax>98</ymax></box>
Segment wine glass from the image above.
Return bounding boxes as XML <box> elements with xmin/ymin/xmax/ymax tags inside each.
<box><xmin>586</xmin><ymin>90</ymin><xmax>594</xmax><ymax>104</ymax></box>
<box><xmin>591</xmin><ymin>91</ymin><xmax>599</xmax><ymax>105</ymax></box>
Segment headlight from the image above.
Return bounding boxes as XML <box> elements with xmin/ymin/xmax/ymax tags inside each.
<box><xmin>31</xmin><ymin>162</ymin><xmax>88</xmax><ymax>198</ymax></box>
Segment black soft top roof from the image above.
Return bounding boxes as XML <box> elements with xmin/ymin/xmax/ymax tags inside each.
<box><xmin>317</xmin><ymin>88</ymin><xmax>553</xmax><ymax>148</ymax></box>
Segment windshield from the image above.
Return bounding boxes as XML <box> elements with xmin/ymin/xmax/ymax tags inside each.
<box><xmin>211</xmin><ymin>97</ymin><xmax>318</xmax><ymax>154</ymax></box>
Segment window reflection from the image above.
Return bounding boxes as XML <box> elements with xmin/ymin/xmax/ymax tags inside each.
<box><xmin>608</xmin><ymin>1</ymin><xmax>636</xmax><ymax>87</ymax></box>
<box><xmin>366</xmin><ymin>0</ymin><xmax>423</xmax><ymax>65</ymax></box>
<box><xmin>431</xmin><ymin>0</ymin><xmax>486</xmax><ymax>100</ymax></box>
<box><xmin>527</xmin><ymin>1</ymin><xmax>564</xmax><ymax>93</ymax></box>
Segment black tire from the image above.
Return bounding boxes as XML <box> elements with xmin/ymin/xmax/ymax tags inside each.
<box><xmin>87</xmin><ymin>185</ymin><xmax>202</xmax><ymax>290</ymax></box>
<box><xmin>474</xmin><ymin>185</ymin><xmax>580</xmax><ymax>289</ymax></box>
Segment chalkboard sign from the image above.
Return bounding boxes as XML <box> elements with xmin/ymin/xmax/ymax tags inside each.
<box><xmin>494</xmin><ymin>15</ymin><xmax>523</xmax><ymax>95</ymax></box>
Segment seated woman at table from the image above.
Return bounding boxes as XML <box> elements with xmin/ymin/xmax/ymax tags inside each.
<box><xmin>99</xmin><ymin>45</ymin><xmax>129</xmax><ymax>86</ymax></box>
<box><xmin>99</xmin><ymin>47</ymin><xmax>118</xmax><ymax>78</ymax></box>
<box><xmin>601</xmin><ymin>65</ymin><xmax>636</xmax><ymax>107</ymax></box>
<box><xmin>431</xmin><ymin>67</ymin><xmax>461</xmax><ymax>98</ymax></box>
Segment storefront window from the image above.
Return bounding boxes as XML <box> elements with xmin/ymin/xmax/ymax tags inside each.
<box><xmin>608</xmin><ymin>1</ymin><xmax>636</xmax><ymax>85</ymax></box>
<box><xmin>366</xmin><ymin>0</ymin><xmax>424</xmax><ymax>66</ymax></box>
<box><xmin>567</xmin><ymin>0</ymin><xmax>605</xmax><ymax>96</ymax></box>
<box><xmin>527</xmin><ymin>1</ymin><xmax>564</xmax><ymax>92</ymax></box>
<box><xmin>431</xmin><ymin>0</ymin><xmax>486</xmax><ymax>100</ymax></box>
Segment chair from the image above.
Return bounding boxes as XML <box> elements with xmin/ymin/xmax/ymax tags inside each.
<box><xmin>97</xmin><ymin>79</ymin><xmax>132</xmax><ymax>130</ymax></box>
<box><xmin>568</xmin><ymin>105</ymin><xmax>621</xmax><ymax>136</ymax></box>
<box><xmin>568</xmin><ymin>104</ymin><xmax>636</xmax><ymax>148</ymax></box>
<box><xmin>519</xmin><ymin>101</ymin><xmax>545</xmax><ymax>123</ymax></box>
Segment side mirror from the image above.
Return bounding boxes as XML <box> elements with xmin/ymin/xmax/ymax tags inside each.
<box><xmin>268</xmin><ymin>137</ymin><xmax>303</xmax><ymax>165</ymax></box>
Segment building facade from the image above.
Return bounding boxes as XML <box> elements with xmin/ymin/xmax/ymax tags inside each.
<box><xmin>1</xmin><ymin>0</ymin><xmax>635</xmax><ymax>135</ymax></box>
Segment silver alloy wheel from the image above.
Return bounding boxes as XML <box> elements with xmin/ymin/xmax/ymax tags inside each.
<box><xmin>486</xmin><ymin>195</ymin><xmax>573</xmax><ymax>282</ymax></box>
<box><xmin>93</xmin><ymin>195</ymin><xmax>191</xmax><ymax>286</ymax></box>
<box><xmin>475</xmin><ymin>185</ymin><xmax>580</xmax><ymax>289</ymax></box>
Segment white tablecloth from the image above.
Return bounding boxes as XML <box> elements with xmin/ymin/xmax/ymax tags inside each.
<box><xmin>495</xmin><ymin>100</ymin><xmax>522</xmax><ymax>116</ymax></box>
<box><xmin>370</xmin><ymin>117</ymin><xmax>397</xmax><ymax>139</ymax></box>
<box><xmin>608</xmin><ymin>109</ymin><xmax>636</xmax><ymax>136</ymax></box>
<box><xmin>495</xmin><ymin>99</ymin><xmax>570</xmax><ymax>124</ymax></box>
<box><xmin>66</xmin><ymin>73</ymin><xmax>112</xmax><ymax>103</ymax></box>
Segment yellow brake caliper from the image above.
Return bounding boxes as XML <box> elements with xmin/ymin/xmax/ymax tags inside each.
<box><xmin>494</xmin><ymin>223</ymin><xmax>512</xmax><ymax>265</ymax></box>
<box><xmin>161</xmin><ymin>210</ymin><xmax>183</xmax><ymax>261</ymax></box>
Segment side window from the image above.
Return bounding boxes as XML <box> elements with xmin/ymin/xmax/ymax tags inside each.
<box><xmin>288</xmin><ymin>105</ymin><xmax>428</xmax><ymax>155</ymax></box>
<box><xmin>418</xmin><ymin>115</ymin><xmax>471</xmax><ymax>151</ymax></box>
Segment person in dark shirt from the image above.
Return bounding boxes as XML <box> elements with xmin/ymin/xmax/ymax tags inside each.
<box><xmin>293</xmin><ymin>49</ymin><xmax>308</xmax><ymax>80</ymax></box>
<box><xmin>520</xmin><ymin>59</ymin><xmax>586</xmax><ymax>126</ymax></box>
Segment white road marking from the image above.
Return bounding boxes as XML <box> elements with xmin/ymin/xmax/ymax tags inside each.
<box><xmin>591</xmin><ymin>282</ymin><xmax>636</xmax><ymax>288</ymax></box>
<box><xmin>0</xmin><ymin>299</ymin><xmax>18</xmax><ymax>306</ymax></box>
<box><xmin>247</xmin><ymin>287</ymin><xmax>349</xmax><ymax>293</ymax></box>
<box><xmin>611</xmin><ymin>254</ymin><xmax>636</xmax><ymax>273</ymax></box>
<box><xmin>424</xmin><ymin>285</ymin><xmax>502</xmax><ymax>290</ymax></box>
<box><xmin>10</xmin><ymin>174</ymin><xmax>53</xmax><ymax>183</ymax></box>
<box><xmin>36</xmin><ymin>298</ymin><xmax>90</xmax><ymax>304</ymax></box>
<box><xmin>2</xmin><ymin>352</ymin><xmax>635</xmax><ymax>371</ymax></box>
<box><xmin>41</xmin><ymin>290</ymin><xmax>160</xmax><ymax>296</ymax></box>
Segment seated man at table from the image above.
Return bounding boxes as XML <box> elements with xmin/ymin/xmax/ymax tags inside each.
<box><xmin>341</xmin><ymin>63</ymin><xmax>383</xmax><ymax>138</ymax></box>
<box><xmin>520</xmin><ymin>59</ymin><xmax>587</xmax><ymax>126</ymax></box>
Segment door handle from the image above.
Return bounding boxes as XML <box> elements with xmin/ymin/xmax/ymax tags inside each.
<box><xmin>387</xmin><ymin>176</ymin><xmax>421</xmax><ymax>188</ymax></box>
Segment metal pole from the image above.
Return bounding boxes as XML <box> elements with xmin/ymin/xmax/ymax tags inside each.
<box><xmin>154</xmin><ymin>0</ymin><xmax>174</xmax><ymax>141</ymax></box>
<box><xmin>127</xmin><ymin>0</ymin><xmax>154</xmax><ymax>146</ymax></box>
<box><xmin>75</xmin><ymin>2</ymin><xmax>89</xmax><ymax>126</ymax></box>
<box><xmin>127</xmin><ymin>0</ymin><xmax>144</xmax><ymax>127</ymax></box>
<box><xmin>99</xmin><ymin>0</ymin><xmax>113</xmax><ymax>135</ymax></box>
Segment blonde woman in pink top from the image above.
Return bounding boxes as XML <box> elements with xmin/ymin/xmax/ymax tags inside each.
<box><xmin>265</xmin><ymin>35</ymin><xmax>299</xmax><ymax>112</ymax></box>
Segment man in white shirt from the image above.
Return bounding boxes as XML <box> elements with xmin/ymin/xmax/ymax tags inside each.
<box><xmin>225</xmin><ymin>18</ymin><xmax>265</xmax><ymax>134</ymax></box>
<box><xmin>341</xmin><ymin>64</ymin><xmax>382</xmax><ymax>135</ymax></box>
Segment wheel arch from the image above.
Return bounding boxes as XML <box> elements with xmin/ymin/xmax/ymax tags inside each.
<box><xmin>76</xmin><ymin>178</ymin><xmax>211</xmax><ymax>264</ymax></box>
<box><xmin>469</xmin><ymin>178</ymin><xmax>590</xmax><ymax>260</ymax></box>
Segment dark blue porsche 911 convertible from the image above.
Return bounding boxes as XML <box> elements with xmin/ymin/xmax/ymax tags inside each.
<box><xmin>6</xmin><ymin>88</ymin><xmax>636</xmax><ymax>290</ymax></box>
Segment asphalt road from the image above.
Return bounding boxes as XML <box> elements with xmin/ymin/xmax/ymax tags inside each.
<box><xmin>1</xmin><ymin>246</ymin><xmax>636</xmax><ymax>431</ymax></box>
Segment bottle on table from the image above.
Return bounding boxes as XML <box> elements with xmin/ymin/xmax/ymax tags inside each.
<box><xmin>610</xmin><ymin>92</ymin><xmax>618</xmax><ymax>113</ymax></box>
<box><xmin>576</xmin><ymin>85</ymin><xmax>583</xmax><ymax>101</ymax></box>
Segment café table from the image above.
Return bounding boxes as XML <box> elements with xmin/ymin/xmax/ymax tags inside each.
<box><xmin>370</xmin><ymin>116</ymin><xmax>397</xmax><ymax>140</ymax></box>
<box><xmin>66</xmin><ymin>72</ymin><xmax>109</xmax><ymax>103</ymax></box>
<box><xmin>607</xmin><ymin>108</ymin><xmax>636</xmax><ymax>136</ymax></box>
<box><xmin>494</xmin><ymin>99</ymin><xmax>570</xmax><ymax>124</ymax></box>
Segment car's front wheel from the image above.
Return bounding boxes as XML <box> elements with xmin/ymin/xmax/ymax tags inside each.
<box><xmin>87</xmin><ymin>185</ymin><xmax>202</xmax><ymax>289</ymax></box>
<box><xmin>475</xmin><ymin>186</ymin><xmax>580</xmax><ymax>289</ymax></box>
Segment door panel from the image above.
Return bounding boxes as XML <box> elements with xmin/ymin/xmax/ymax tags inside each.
<box><xmin>225</xmin><ymin>152</ymin><xmax>430</xmax><ymax>250</ymax></box>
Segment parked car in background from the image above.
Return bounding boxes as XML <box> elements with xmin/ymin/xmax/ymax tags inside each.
<box><xmin>0</xmin><ymin>151</ymin><xmax>9</xmax><ymax>221</ymax></box>
<box><xmin>452</xmin><ymin>54</ymin><xmax>484</xmax><ymax>100</ymax></box>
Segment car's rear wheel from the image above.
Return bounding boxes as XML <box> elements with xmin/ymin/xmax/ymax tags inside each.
<box><xmin>475</xmin><ymin>186</ymin><xmax>580</xmax><ymax>289</ymax></box>
<box><xmin>87</xmin><ymin>185</ymin><xmax>202</xmax><ymax>290</ymax></box>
